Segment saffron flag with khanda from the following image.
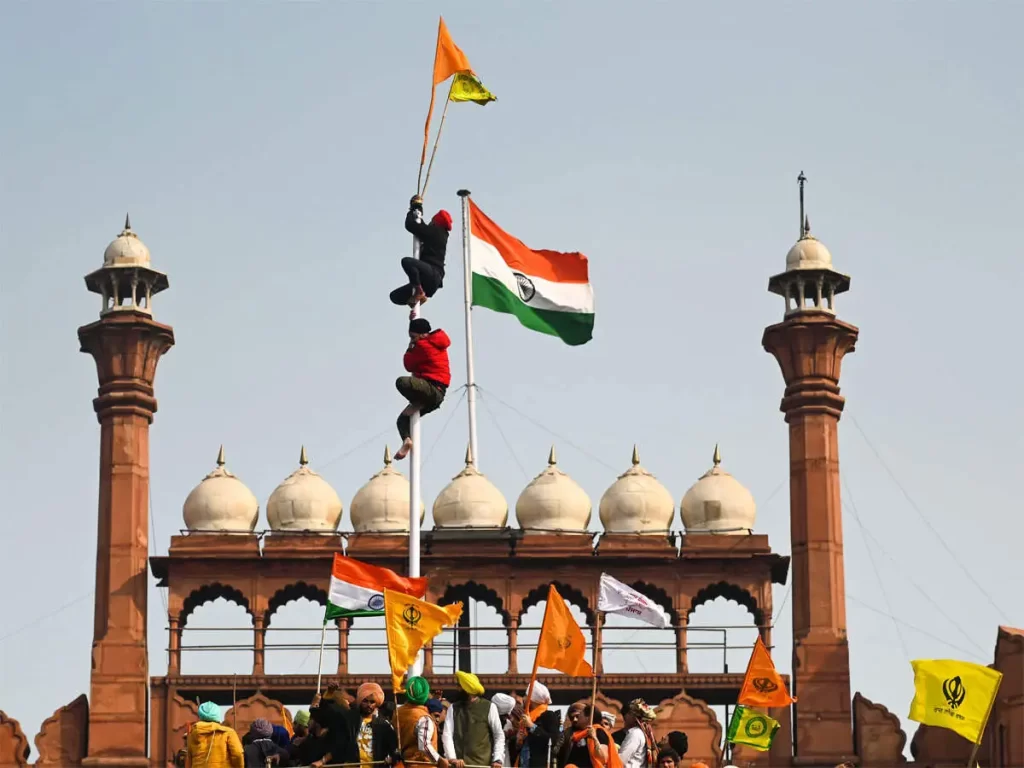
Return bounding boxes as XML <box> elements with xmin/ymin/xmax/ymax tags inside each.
<box><xmin>469</xmin><ymin>200</ymin><xmax>595</xmax><ymax>346</ymax></box>
<box><xmin>324</xmin><ymin>554</ymin><xmax>427</xmax><ymax>623</ymax></box>
<box><xmin>737</xmin><ymin>636</ymin><xmax>795</xmax><ymax>708</ymax></box>
<box><xmin>420</xmin><ymin>18</ymin><xmax>495</xmax><ymax>165</ymax></box>
<box><xmin>384</xmin><ymin>588</ymin><xmax>463</xmax><ymax>692</ymax></box>
<box><xmin>534</xmin><ymin>584</ymin><xmax>593</xmax><ymax>676</ymax></box>
<box><xmin>908</xmin><ymin>659</ymin><xmax>1002</xmax><ymax>744</ymax></box>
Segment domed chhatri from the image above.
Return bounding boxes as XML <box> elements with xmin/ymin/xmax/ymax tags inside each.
<box><xmin>182</xmin><ymin>446</ymin><xmax>259</xmax><ymax>532</ymax></box>
<box><xmin>433</xmin><ymin>445</ymin><xmax>508</xmax><ymax>528</ymax></box>
<box><xmin>516</xmin><ymin>446</ymin><xmax>592</xmax><ymax>532</ymax></box>
<box><xmin>266</xmin><ymin>446</ymin><xmax>343</xmax><ymax>532</ymax></box>
<box><xmin>680</xmin><ymin>445</ymin><xmax>756</xmax><ymax>535</ymax></box>
<box><xmin>350</xmin><ymin>446</ymin><xmax>424</xmax><ymax>533</ymax></box>
<box><xmin>599</xmin><ymin>445</ymin><xmax>675</xmax><ymax>534</ymax></box>
<box><xmin>785</xmin><ymin>220</ymin><xmax>834</xmax><ymax>271</ymax></box>
<box><xmin>103</xmin><ymin>213</ymin><xmax>151</xmax><ymax>267</ymax></box>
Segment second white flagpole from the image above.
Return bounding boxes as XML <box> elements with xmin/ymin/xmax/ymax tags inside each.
<box><xmin>457</xmin><ymin>189</ymin><xmax>479</xmax><ymax>466</ymax></box>
<box><xmin>408</xmin><ymin>214</ymin><xmax>423</xmax><ymax>681</ymax></box>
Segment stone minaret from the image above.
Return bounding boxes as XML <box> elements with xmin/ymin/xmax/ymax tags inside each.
<box><xmin>79</xmin><ymin>216</ymin><xmax>174</xmax><ymax>766</ymax></box>
<box><xmin>762</xmin><ymin>175</ymin><xmax>858</xmax><ymax>764</ymax></box>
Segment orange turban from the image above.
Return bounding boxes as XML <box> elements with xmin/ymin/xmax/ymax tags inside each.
<box><xmin>357</xmin><ymin>682</ymin><xmax>385</xmax><ymax>706</ymax></box>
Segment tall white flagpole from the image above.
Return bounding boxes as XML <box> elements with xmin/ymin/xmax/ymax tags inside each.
<box><xmin>408</xmin><ymin>208</ymin><xmax>423</xmax><ymax>680</ymax></box>
<box><xmin>457</xmin><ymin>189</ymin><xmax>479</xmax><ymax>466</ymax></box>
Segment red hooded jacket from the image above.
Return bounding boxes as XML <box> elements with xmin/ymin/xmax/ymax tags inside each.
<box><xmin>404</xmin><ymin>329</ymin><xmax>451</xmax><ymax>387</ymax></box>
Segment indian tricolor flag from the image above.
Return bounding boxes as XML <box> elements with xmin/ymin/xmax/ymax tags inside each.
<box><xmin>469</xmin><ymin>200</ymin><xmax>594</xmax><ymax>345</ymax></box>
<box><xmin>324</xmin><ymin>554</ymin><xmax>427</xmax><ymax>623</ymax></box>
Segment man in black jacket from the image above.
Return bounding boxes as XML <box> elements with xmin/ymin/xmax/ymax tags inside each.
<box><xmin>309</xmin><ymin>683</ymin><xmax>398</xmax><ymax>768</ymax></box>
<box><xmin>390</xmin><ymin>195</ymin><xmax>453</xmax><ymax>309</ymax></box>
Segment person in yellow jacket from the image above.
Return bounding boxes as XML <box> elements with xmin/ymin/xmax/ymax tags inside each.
<box><xmin>187</xmin><ymin>701</ymin><xmax>244</xmax><ymax>768</ymax></box>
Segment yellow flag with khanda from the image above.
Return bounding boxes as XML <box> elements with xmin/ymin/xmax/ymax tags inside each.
<box><xmin>450</xmin><ymin>73</ymin><xmax>496</xmax><ymax>105</ymax></box>
<box><xmin>534</xmin><ymin>584</ymin><xmax>593</xmax><ymax>677</ymax></box>
<box><xmin>384</xmin><ymin>588</ymin><xmax>463</xmax><ymax>692</ymax></box>
<box><xmin>908</xmin><ymin>659</ymin><xmax>1002</xmax><ymax>744</ymax></box>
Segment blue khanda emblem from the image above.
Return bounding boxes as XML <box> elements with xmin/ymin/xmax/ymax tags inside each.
<box><xmin>368</xmin><ymin>593</ymin><xmax>385</xmax><ymax>611</ymax></box>
<box><xmin>513</xmin><ymin>272</ymin><xmax>536</xmax><ymax>303</ymax></box>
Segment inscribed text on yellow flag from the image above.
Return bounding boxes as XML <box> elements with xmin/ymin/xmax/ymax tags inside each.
<box><xmin>908</xmin><ymin>659</ymin><xmax>1002</xmax><ymax>745</ymax></box>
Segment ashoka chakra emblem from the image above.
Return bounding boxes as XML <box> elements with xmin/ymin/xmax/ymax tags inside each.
<box><xmin>513</xmin><ymin>272</ymin><xmax>536</xmax><ymax>303</ymax></box>
<box><xmin>368</xmin><ymin>594</ymin><xmax>385</xmax><ymax>611</ymax></box>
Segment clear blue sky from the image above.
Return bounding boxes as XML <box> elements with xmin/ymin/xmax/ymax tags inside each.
<box><xmin>1</xmin><ymin>2</ymin><xmax>1021</xmax><ymax>759</ymax></box>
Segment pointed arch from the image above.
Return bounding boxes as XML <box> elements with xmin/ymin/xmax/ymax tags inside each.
<box><xmin>627</xmin><ymin>580</ymin><xmax>678</xmax><ymax>624</ymax></box>
<box><xmin>520</xmin><ymin>581</ymin><xmax>594</xmax><ymax>624</ymax></box>
<box><xmin>439</xmin><ymin>581</ymin><xmax>510</xmax><ymax>626</ymax></box>
<box><xmin>688</xmin><ymin>581</ymin><xmax>763</xmax><ymax>626</ymax></box>
<box><xmin>265</xmin><ymin>581</ymin><xmax>328</xmax><ymax>624</ymax></box>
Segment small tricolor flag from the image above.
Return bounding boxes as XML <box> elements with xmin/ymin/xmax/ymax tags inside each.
<box><xmin>324</xmin><ymin>554</ymin><xmax>427</xmax><ymax>623</ymax></box>
<box><xmin>469</xmin><ymin>200</ymin><xmax>594</xmax><ymax>346</ymax></box>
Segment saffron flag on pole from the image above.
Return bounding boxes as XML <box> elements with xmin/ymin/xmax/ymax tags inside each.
<box><xmin>737</xmin><ymin>636</ymin><xmax>796</xmax><ymax>708</ymax></box>
<box><xmin>384</xmin><ymin>589</ymin><xmax>463</xmax><ymax>692</ymax></box>
<box><xmin>726</xmin><ymin>705</ymin><xmax>780</xmax><ymax>751</ymax></box>
<box><xmin>597</xmin><ymin>573</ymin><xmax>670</xmax><ymax>628</ymax></box>
<box><xmin>324</xmin><ymin>554</ymin><xmax>427</xmax><ymax>623</ymax></box>
<box><xmin>421</xmin><ymin>17</ymin><xmax>485</xmax><ymax>165</ymax></box>
<box><xmin>535</xmin><ymin>584</ymin><xmax>594</xmax><ymax>676</ymax></box>
<box><xmin>469</xmin><ymin>200</ymin><xmax>595</xmax><ymax>346</ymax></box>
<box><xmin>908</xmin><ymin>659</ymin><xmax>1002</xmax><ymax>744</ymax></box>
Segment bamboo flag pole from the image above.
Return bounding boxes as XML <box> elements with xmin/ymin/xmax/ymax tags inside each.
<box><xmin>316</xmin><ymin>622</ymin><xmax>327</xmax><ymax>694</ymax></box>
<box><xmin>232</xmin><ymin>674</ymin><xmax>237</xmax><ymax>731</ymax></box>
<box><xmin>588</xmin><ymin>612</ymin><xmax>603</xmax><ymax>726</ymax></box>
<box><xmin>965</xmin><ymin>674</ymin><xmax>1002</xmax><ymax>767</ymax></box>
<box><xmin>420</xmin><ymin>79</ymin><xmax>457</xmax><ymax>198</ymax></box>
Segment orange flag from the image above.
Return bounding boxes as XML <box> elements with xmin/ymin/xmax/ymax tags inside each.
<box><xmin>421</xmin><ymin>17</ymin><xmax>474</xmax><ymax>165</ymax></box>
<box><xmin>535</xmin><ymin>584</ymin><xmax>594</xmax><ymax>676</ymax></box>
<box><xmin>737</xmin><ymin>636</ymin><xmax>796</xmax><ymax>707</ymax></box>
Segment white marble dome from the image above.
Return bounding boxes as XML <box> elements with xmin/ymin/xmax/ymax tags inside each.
<box><xmin>103</xmin><ymin>214</ymin><xmax>151</xmax><ymax>267</ymax></box>
<box><xmin>680</xmin><ymin>445</ymin><xmax>756</xmax><ymax>534</ymax></box>
<box><xmin>266</xmin><ymin>446</ymin><xmax>343</xmax><ymax>532</ymax></box>
<box><xmin>515</xmin><ymin>447</ymin><xmax>592</xmax><ymax>531</ymax></box>
<box><xmin>182</xmin><ymin>446</ymin><xmax>259</xmax><ymax>532</ymax></box>
<box><xmin>599</xmin><ymin>446</ymin><xmax>675</xmax><ymax>534</ymax></box>
<box><xmin>785</xmin><ymin>226</ymin><xmax>833</xmax><ymax>271</ymax></box>
<box><xmin>350</xmin><ymin>446</ymin><xmax>424</xmax><ymax>532</ymax></box>
<box><xmin>433</xmin><ymin>446</ymin><xmax>508</xmax><ymax>528</ymax></box>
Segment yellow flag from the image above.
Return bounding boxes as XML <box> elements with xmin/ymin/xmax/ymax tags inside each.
<box><xmin>908</xmin><ymin>659</ymin><xmax>1002</xmax><ymax>744</ymax></box>
<box><xmin>384</xmin><ymin>588</ymin><xmax>463</xmax><ymax>692</ymax></box>
<box><xmin>450</xmin><ymin>73</ymin><xmax>496</xmax><ymax>105</ymax></box>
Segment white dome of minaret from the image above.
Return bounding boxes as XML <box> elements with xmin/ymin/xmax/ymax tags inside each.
<box><xmin>599</xmin><ymin>445</ymin><xmax>675</xmax><ymax>534</ymax></box>
<box><xmin>433</xmin><ymin>445</ymin><xmax>508</xmax><ymax>528</ymax></box>
<box><xmin>182</xmin><ymin>446</ymin><xmax>259</xmax><ymax>532</ymax></box>
<box><xmin>103</xmin><ymin>214</ymin><xmax>151</xmax><ymax>267</ymax></box>
<box><xmin>350</xmin><ymin>446</ymin><xmax>424</xmax><ymax>532</ymax></box>
<box><xmin>768</xmin><ymin>172</ymin><xmax>851</xmax><ymax>316</ymax></box>
<box><xmin>266</xmin><ymin>446</ymin><xmax>343</xmax><ymax>532</ymax></box>
<box><xmin>680</xmin><ymin>445</ymin><xmax>756</xmax><ymax>534</ymax></box>
<box><xmin>515</xmin><ymin>446</ymin><xmax>592</xmax><ymax>531</ymax></box>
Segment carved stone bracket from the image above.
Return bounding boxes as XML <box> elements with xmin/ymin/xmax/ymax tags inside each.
<box><xmin>0</xmin><ymin>711</ymin><xmax>31</xmax><ymax>767</ymax></box>
<box><xmin>33</xmin><ymin>694</ymin><xmax>89</xmax><ymax>767</ymax></box>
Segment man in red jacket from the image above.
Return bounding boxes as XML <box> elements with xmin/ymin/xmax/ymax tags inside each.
<box><xmin>395</xmin><ymin>317</ymin><xmax>451</xmax><ymax>460</ymax></box>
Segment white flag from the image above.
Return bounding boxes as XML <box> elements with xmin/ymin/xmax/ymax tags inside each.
<box><xmin>597</xmin><ymin>573</ymin><xmax>670</xmax><ymax>628</ymax></box>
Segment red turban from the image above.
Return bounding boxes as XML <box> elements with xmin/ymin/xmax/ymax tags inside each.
<box><xmin>431</xmin><ymin>210</ymin><xmax>453</xmax><ymax>231</ymax></box>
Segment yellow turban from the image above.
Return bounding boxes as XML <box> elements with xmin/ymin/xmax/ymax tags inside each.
<box><xmin>455</xmin><ymin>671</ymin><xmax>485</xmax><ymax>696</ymax></box>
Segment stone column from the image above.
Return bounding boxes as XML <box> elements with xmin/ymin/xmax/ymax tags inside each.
<box><xmin>167</xmin><ymin>616</ymin><xmax>181</xmax><ymax>676</ymax></box>
<box><xmin>253</xmin><ymin>615</ymin><xmax>266</xmax><ymax>676</ymax></box>
<box><xmin>79</xmin><ymin>310</ymin><xmax>174</xmax><ymax>767</ymax></box>
<box><xmin>507</xmin><ymin>615</ymin><xmax>519</xmax><ymax>674</ymax></box>
<box><xmin>763</xmin><ymin>311</ymin><xmax>858</xmax><ymax>763</ymax></box>
<box><xmin>675</xmin><ymin>613</ymin><xmax>688</xmax><ymax>674</ymax></box>
<box><xmin>337</xmin><ymin>618</ymin><xmax>349</xmax><ymax>675</ymax></box>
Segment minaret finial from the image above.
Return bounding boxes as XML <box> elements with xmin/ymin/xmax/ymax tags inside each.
<box><xmin>216</xmin><ymin>444</ymin><xmax>225</xmax><ymax>467</ymax></box>
<box><xmin>797</xmin><ymin>171</ymin><xmax>807</xmax><ymax>238</ymax></box>
<box><xmin>124</xmin><ymin>212</ymin><xmax>132</xmax><ymax>231</ymax></box>
<box><xmin>384</xmin><ymin>445</ymin><xmax>392</xmax><ymax>465</ymax></box>
<box><xmin>713</xmin><ymin>443</ymin><xmax>721</xmax><ymax>466</ymax></box>
<box><xmin>548</xmin><ymin>445</ymin><xmax>557</xmax><ymax>465</ymax></box>
<box><xmin>631</xmin><ymin>444</ymin><xmax>640</xmax><ymax>466</ymax></box>
<box><xmin>299</xmin><ymin>445</ymin><xmax>309</xmax><ymax>466</ymax></box>
<box><xmin>465</xmin><ymin>443</ymin><xmax>475</xmax><ymax>467</ymax></box>
<box><xmin>804</xmin><ymin>214</ymin><xmax>811</xmax><ymax>236</ymax></box>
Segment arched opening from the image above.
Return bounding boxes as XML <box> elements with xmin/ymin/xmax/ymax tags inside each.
<box><xmin>347</xmin><ymin>615</ymin><xmax>390</xmax><ymax>675</ymax></box>
<box><xmin>518</xmin><ymin>583</ymin><xmax>594</xmax><ymax>674</ymax></box>
<box><xmin>266</xmin><ymin>597</ymin><xmax>338</xmax><ymax>675</ymax></box>
<box><xmin>601</xmin><ymin>581</ymin><xmax>676</xmax><ymax>673</ymax></box>
<box><xmin>438</xmin><ymin>582</ymin><xmax>510</xmax><ymax>675</ymax></box>
<box><xmin>181</xmin><ymin>597</ymin><xmax>254</xmax><ymax>676</ymax></box>
<box><xmin>686</xmin><ymin>583</ymin><xmax>763</xmax><ymax>675</ymax></box>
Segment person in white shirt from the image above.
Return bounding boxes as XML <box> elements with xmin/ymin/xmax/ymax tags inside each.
<box><xmin>617</xmin><ymin>699</ymin><xmax>657</xmax><ymax>768</ymax></box>
<box><xmin>441</xmin><ymin>671</ymin><xmax>505</xmax><ymax>768</ymax></box>
<box><xmin>413</xmin><ymin>699</ymin><xmax>447</xmax><ymax>765</ymax></box>
<box><xmin>491</xmin><ymin>693</ymin><xmax>517</xmax><ymax>766</ymax></box>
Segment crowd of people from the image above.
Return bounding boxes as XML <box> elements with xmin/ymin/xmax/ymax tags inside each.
<box><xmin>179</xmin><ymin>673</ymin><xmax>699</xmax><ymax>768</ymax></box>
